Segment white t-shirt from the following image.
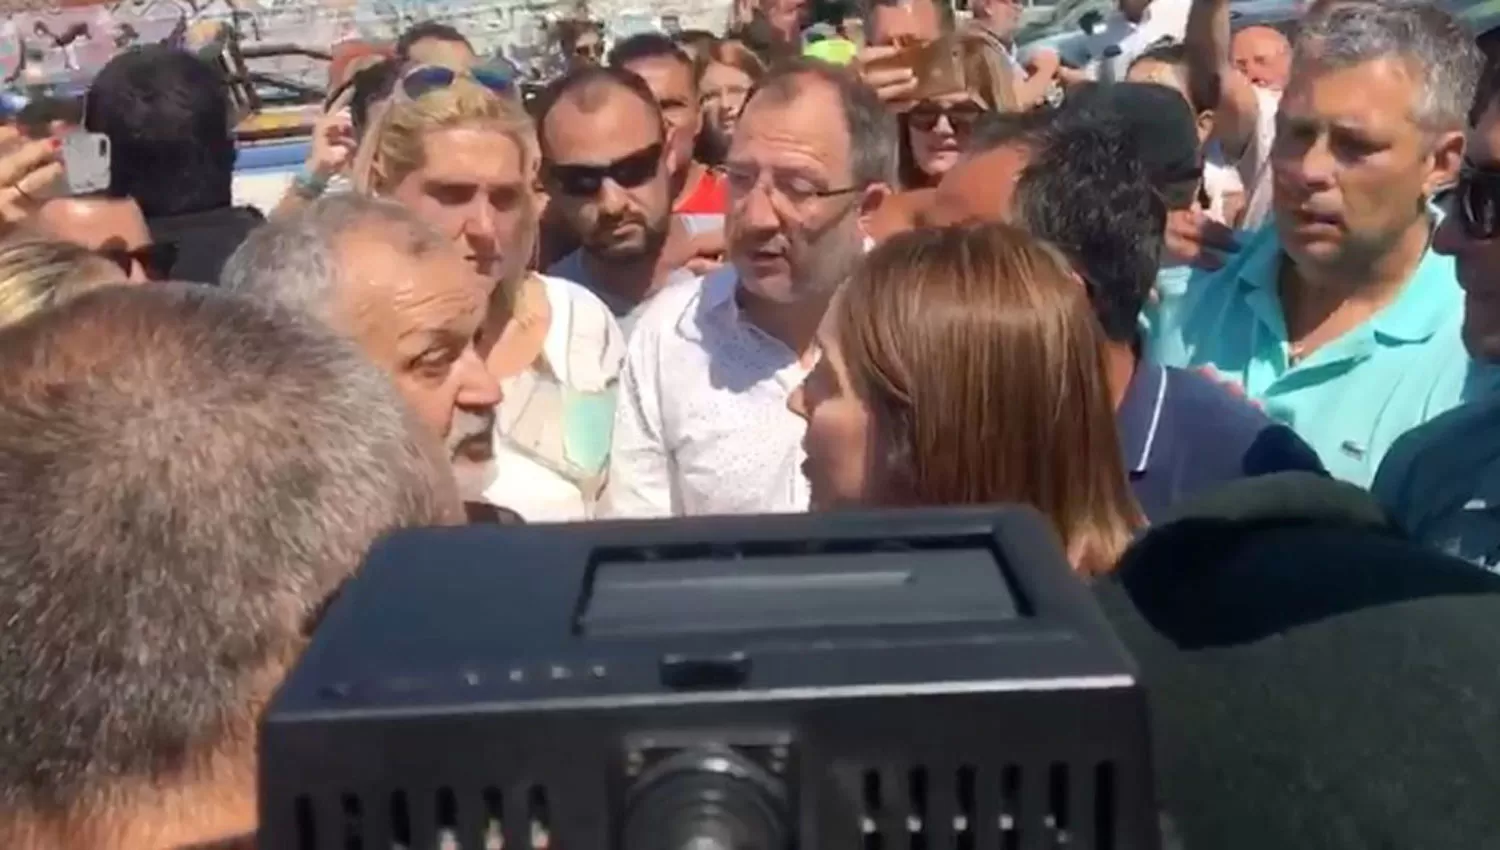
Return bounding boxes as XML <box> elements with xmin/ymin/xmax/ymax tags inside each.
<box><xmin>1202</xmin><ymin>154</ymin><xmax>1245</xmax><ymax>227</ymax></box>
<box><xmin>1236</xmin><ymin>86</ymin><xmax>1282</xmax><ymax>232</ymax></box>
<box><xmin>1099</xmin><ymin>0</ymin><xmax>1192</xmax><ymax>82</ymax></box>
<box><xmin>480</xmin><ymin>273</ymin><xmax>626</xmax><ymax>523</ymax></box>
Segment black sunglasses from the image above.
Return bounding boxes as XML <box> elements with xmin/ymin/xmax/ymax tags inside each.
<box><xmin>400</xmin><ymin>65</ymin><xmax>514</xmax><ymax>101</ymax></box>
<box><xmin>907</xmin><ymin>101</ymin><xmax>987</xmax><ymax>133</ymax></box>
<box><xmin>1455</xmin><ymin>160</ymin><xmax>1500</xmax><ymax>241</ymax></box>
<box><xmin>547</xmin><ymin>142</ymin><xmax>664</xmax><ymax>197</ymax></box>
<box><xmin>98</xmin><ymin>242</ymin><xmax>176</xmax><ymax>281</ymax></box>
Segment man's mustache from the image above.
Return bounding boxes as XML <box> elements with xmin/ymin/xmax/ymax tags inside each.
<box><xmin>448</xmin><ymin>408</ymin><xmax>497</xmax><ymax>504</ymax></box>
<box><xmin>447</xmin><ymin>408</ymin><xmax>495</xmax><ymax>462</ymax></box>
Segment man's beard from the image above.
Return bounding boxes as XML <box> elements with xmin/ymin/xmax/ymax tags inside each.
<box><xmin>448</xmin><ymin>408</ymin><xmax>497</xmax><ymax>503</ymax></box>
<box><xmin>588</xmin><ymin>214</ymin><xmax>669</xmax><ymax>260</ymax></box>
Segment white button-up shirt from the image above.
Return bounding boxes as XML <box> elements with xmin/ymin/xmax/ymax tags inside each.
<box><xmin>1097</xmin><ymin>0</ymin><xmax>1191</xmax><ymax>83</ymax></box>
<box><xmin>601</xmin><ymin>266</ymin><xmax>813</xmax><ymax>518</ymax></box>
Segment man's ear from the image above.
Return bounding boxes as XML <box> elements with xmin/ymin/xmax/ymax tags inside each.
<box><xmin>663</xmin><ymin>125</ymin><xmax>686</xmax><ymax>175</ymax></box>
<box><xmin>1426</xmin><ymin>129</ymin><xmax>1466</xmax><ymax>199</ymax></box>
<box><xmin>1196</xmin><ymin>109</ymin><xmax>1216</xmax><ymax>147</ymax></box>
<box><xmin>857</xmin><ymin>181</ymin><xmax>895</xmax><ymax>238</ymax></box>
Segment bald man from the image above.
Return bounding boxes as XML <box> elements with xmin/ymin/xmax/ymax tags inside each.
<box><xmin>1231</xmin><ymin>25</ymin><xmax>1290</xmax><ymax>90</ymax></box>
<box><xmin>33</xmin><ymin>196</ymin><xmax>164</xmax><ymax>282</ymax></box>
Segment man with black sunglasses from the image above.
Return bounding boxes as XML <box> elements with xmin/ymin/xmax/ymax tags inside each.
<box><xmin>1374</xmin><ymin>91</ymin><xmax>1500</xmax><ymax>572</ymax></box>
<box><xmin>33</xmin><ymin>194</ymin><xmax>173</xmax><ymax>282</ymax></box>
<box><xmin>537</xmin><ymin>67</ymin><xmax>690</xmax><ymax>336</ymax></box>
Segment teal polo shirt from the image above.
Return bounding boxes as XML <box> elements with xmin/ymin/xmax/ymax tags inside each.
<box><xmin>1373</xmin><ymin>389</ymin><xmax>1500</xmax><ymax>572</ymax></box>
<box><xmin>1146</xmin><ymin>224</ymin><xmax>1477</xmax><ymax>487</ymax></box>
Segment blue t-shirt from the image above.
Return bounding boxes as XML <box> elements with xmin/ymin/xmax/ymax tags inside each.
<box><xmin>1117</xmin><ymin>360</ymin><xmax>1325</xmax><ymax>521</ymax></box>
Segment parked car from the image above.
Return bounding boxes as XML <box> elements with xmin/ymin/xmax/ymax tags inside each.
<box><xmin>1016</xmin><ymin>0</ymin><xmax>1500</xmax><ymax>74</ymax></box>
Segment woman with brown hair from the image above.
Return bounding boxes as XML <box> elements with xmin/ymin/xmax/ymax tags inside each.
<box><xmin>789</xmin><ymin>223</ymin><xmax>1142</xmax><ymax>575</ymax></box>
<box><xmin>695</xmin><ymin>38</ymin><xmax>767</xmax><ymax>166</ymax></box>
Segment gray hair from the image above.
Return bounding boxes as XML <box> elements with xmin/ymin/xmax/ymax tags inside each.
<box><xmin>1294</xmin><ymin>0</ymin><xmax>1481</xmax><ymax>133</ymax></box>
<box><xmin>0</xmin><ymin>284</ymin><xmax>457</xmax><ymax>839</ymax></box>
<box><xmin>221</xmin><ymin>193</ymin><xmax>447</xmax><ymax>324</ymax></box>
<box><xmin>745</xmin><ymin>59</ymin><xmax>899</xmax><ymax>188</ymax></box>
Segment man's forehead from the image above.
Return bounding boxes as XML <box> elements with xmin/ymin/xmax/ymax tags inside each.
<box><xmin>40</xmin><ymin>196</ymin><xmax>134</xmax><ymax>222</ymax></box>
<box><xmin>870</xmin><ymin>0</ymin><xmax>941</xmax><ymax>42</ymax></box>
<box><xmin>1283</xmin><ymin>55</ymin><xmax>1422</xmax><ymax>121</ymax></box>
<box><xmin>546</xmin><ymin>92</ymin><xmax>661</xmax><ymax>155</ymax></box>
<box><xmin>624</xmin><ymin>56</ymin><xmax>695</xmax><ymax>96</ymax></box>
<box><xmin>37</xmin><ymin>197</ymin><xmax>149</xmax><ymax>244</ymax></box>
<box><xmin>1236</xmin><ymin>26</ymin><xmax>1286</xmax><ymax>49</ymax></box>
<box><xmin>736</xmin><ymin>81</ymin><xmax>850</xmax><ymax>161</ymax></box>
<box><xmin>337</xmin><ymin>234</ymin><xmax>484</xmax><ymax>325</ymax></box>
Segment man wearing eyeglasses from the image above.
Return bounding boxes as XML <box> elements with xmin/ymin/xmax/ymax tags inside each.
<box><xmin>602</xmin><ymin>60</ymin><xmax>895</xmax><ymax>518</ymax></box>
<box><xmin>538</xmin><ymin>67</ymin><xmax>689</xmax><ymax>337</ymax></box>
<box><xmin>1373</xmin><ymin>91</ymin><xmax>1500</xmax><ymax>572</ymax></box>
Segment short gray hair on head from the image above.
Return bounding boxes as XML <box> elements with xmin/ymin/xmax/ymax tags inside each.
<box><xmin>0</xmin><ymin>283</ymin><xmax>457</xmax><ymax>840</ymax></box>
<box><xmin>743</xmin><ymin>58</ymin><xmax>899</xmax><ymax>188</ymax></box>
<box><xmin>1294</xmin><ymin>0</ymin><xmax>1481</xmax><ymax>133</ymax></box>
<box><xmin>221</xmin><ymin>193</ymin><xmax>448</xmax><ymax>324</ymax></box>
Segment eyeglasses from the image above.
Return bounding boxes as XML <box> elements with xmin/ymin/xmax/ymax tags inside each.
<box><xmin>574</xmin><ymin>42</ymin><xmax>603</xmax><ymax>61</ymax></box>
<box><xmin>547</xmin><ymin>142</ymin><xmax>663</xmax><ymax>197</ymax></box>
<box><xmin>1455</xmin><ymin>160</ymin><xmax>1500</xmax><ymax>241</ymax></box>
<box><xmin>399</xmin><ymin>64</ymin><xmax>514</xmax><ymax>102</ymax></box>
<box><xmin>97</xmin><ymin>242</ymin><xmax>176</xmax><ymax>281</ymax></box>
<box><xmin>906</xmin><ymin>101</ymin><xmax>987</xmax><ymax>134</ymax></box>
<box><xmin>720</xmin><ymin>163</ymin><xmax>863</xmax><ymax>213</ymax></box>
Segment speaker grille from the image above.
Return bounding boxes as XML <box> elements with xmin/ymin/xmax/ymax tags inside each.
<box><xmin>292</xmin><ymin>785</ymin><xmax>553</xmax><ymax>850</ymax></box>
<box><xmin>854</xmin><ymin>763</ymin><xmax>1118</xmax><ymax>850</ymax></box>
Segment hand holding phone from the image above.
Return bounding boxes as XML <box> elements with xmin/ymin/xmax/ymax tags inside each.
<box><xmin>856</xmin><ymin>43</ymin><xmax>920</xmax><ymax>106</ymax></box>
<box><xmin>911</xmin><ymin>35</ymin><xmax>966</xmax><ymax>99</ymax></box>
<box><xmin>0</xmin><ymin>133</ymin><xmax>64</xmax><ymax>227</ymax></box>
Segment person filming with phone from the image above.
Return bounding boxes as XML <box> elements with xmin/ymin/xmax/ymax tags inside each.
<box><xmin>853</xmin><ymin>0</ymin><xmax>948</xmax><ymax>109</ymax></box>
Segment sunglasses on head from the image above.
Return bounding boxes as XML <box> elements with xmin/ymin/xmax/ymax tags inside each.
<box><xmin>1455</xmin><ymin>160</ymin><xmax>1500</xmax><ymax>241</ymax></box>
<box><xmin>97</xmin><ymin>242</ymin><xmax>176</xmax><ymax>281</ymax></box>
<box><xmin>907</xmin><ymin>101</ymin><xmax>987</xmax><ymax>133</ymax></box>
<box><xmin>547</xmin><ymin>142</ymin><xmax>664</xmax><ymax>197</ymax></box>
<box><xmin>399</xmin><ymin>64</ymin><xmax>514</xmax><ymax>101</ymax></box>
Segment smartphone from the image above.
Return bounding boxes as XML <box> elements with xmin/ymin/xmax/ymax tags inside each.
<box><xmin>861</xmin><ymin>39</ymin><xmax>923</xmax><ymax>75</ymax></box>
<box><xmin>912</xmin><ymin>34</ymin><xmax>966</xmax><ymax>99</ymax></box>
<box><xmin>59</xmin><ymin>131</ymin><xmax>111</xmax><ymax>196</ymax></box>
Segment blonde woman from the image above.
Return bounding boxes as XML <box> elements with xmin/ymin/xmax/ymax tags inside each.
<box><xmin>0</xmin><ymin>236</ymin><xmax>127</xmax><ymax>330</ymax></box>
<box><xmin>353</xmin><ymin>64</ymin><xmax>625</xmax><ymax>522</ymax></box>
<box><xmin>790</xmin><ymin>223</ymin><xmax>1142</xmax><ymax>575</ymax></box>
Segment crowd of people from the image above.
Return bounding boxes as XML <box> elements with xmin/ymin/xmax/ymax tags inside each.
<box><xmin>0</xmin><ymin>0</ymin><xmax>1498</xmax><ymax>846</ymax></box>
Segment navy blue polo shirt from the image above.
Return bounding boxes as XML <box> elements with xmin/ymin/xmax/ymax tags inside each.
<box><xmin>1117</xmin><ymin>360</ymin><xmax>1327</xmax><ymax>521</ymax></box>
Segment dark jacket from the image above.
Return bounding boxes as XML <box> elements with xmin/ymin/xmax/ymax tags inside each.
<box><xmin>1097</xmin><ymin>473</ymin><xmax>1500</xmax><ymax>849</ymax></box>
<box><xmin>148</xmin><ymin>205</ymin><xmax>264</xmax><ymax>285</ymax></box>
